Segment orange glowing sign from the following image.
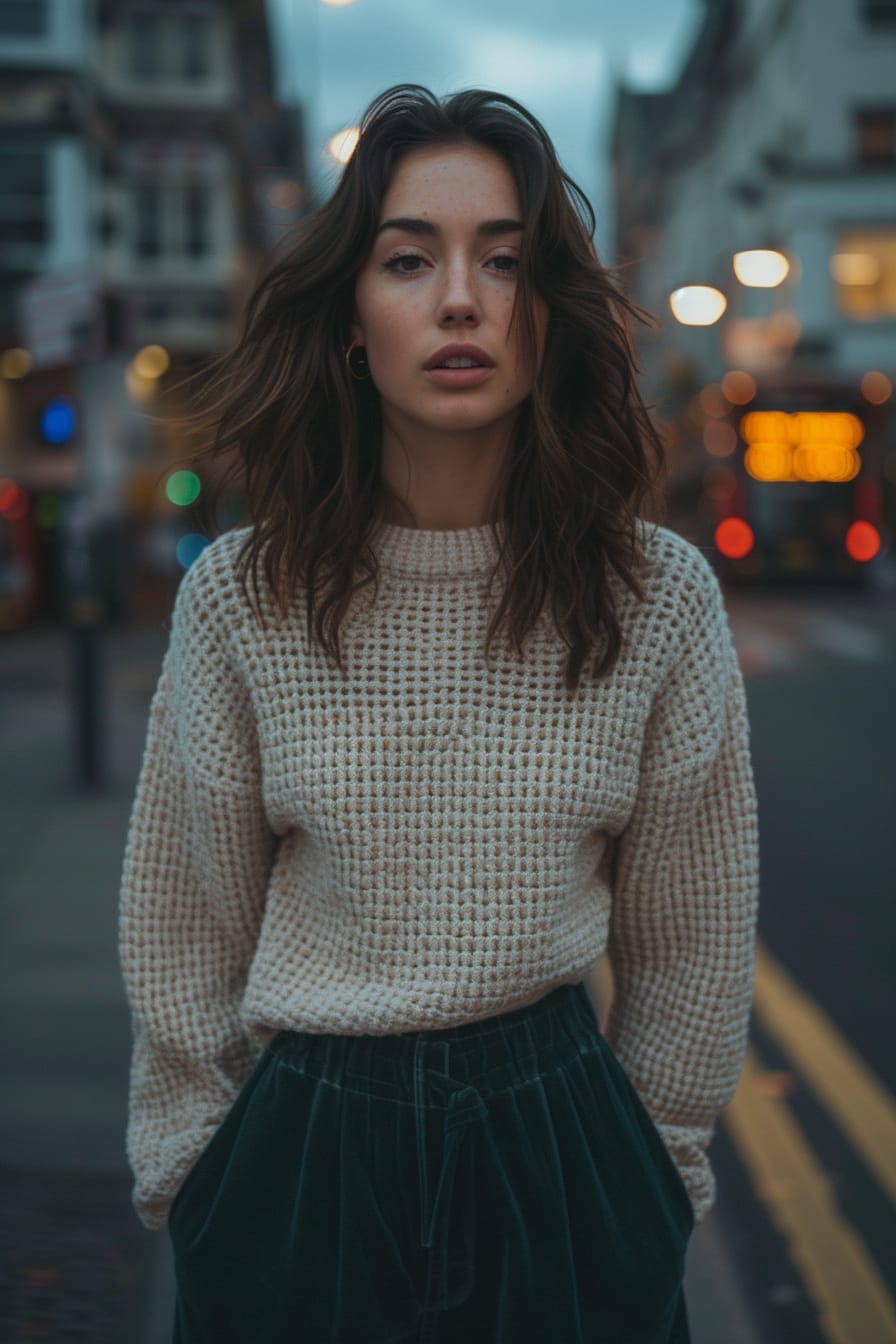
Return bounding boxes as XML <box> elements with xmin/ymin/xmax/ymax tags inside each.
<box><xmin>739</xmin><ymin>410</ymin><xmax>863</xmax><ymax>482</ymax></box>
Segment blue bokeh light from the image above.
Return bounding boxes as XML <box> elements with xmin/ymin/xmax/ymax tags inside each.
<box><xmin>40</xmin><ymin>399</ymin><xmax>77</xmax><ymax>445</ymax></box>
<box><xmin>176</xmin><ymin>533</ymin><xmax>211</xmax><ymax>571</ymax></box>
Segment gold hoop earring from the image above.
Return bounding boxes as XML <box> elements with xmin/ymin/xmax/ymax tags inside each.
<box><xmin>345</xmin><ymin>342</ymin><xmax>371</xmax><ymax>381</ymax></box>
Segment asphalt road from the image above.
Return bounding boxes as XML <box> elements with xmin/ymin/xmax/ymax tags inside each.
<box><xmin>711</xmin><ymin>581</ymin><xmax>896</xmax><ymax>1344</ymax></box>
<box><xmin>0</xmin><ymin>571</ymin><xmax>893</xmax><ymax>1343</ymax></box>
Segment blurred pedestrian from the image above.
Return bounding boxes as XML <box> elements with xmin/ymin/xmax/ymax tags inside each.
<box><xmin>118</xmin><ymin>83</ymin><xmax>759</xmax><ymax>1344</ymax></box>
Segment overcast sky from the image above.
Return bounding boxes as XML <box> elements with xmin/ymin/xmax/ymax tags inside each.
<box><xmin>267</xmin><ymin>0</ymin><xmax>704</xmax><ymax>258</ymax></box>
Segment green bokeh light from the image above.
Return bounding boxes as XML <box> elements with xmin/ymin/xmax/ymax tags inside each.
<box><xmin>165</xmin><ymin>470</ymin><xmax>201</xmax><ymax>507</ymax></box>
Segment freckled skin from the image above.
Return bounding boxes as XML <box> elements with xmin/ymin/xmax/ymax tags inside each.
<box><xmin>351</xmin><ymin>143</ymin><xmax>548</xmax><ymax>528</ymax></box>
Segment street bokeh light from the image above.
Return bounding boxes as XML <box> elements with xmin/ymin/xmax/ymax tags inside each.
<box><xmin>0</xmin><ymin>347</ymin><xmax>31</xmax><ymax>379</ymax></box>
<box><xmin>669</xmin><ymin>286</ymin><xmax>728</xmax><ymax>326</ymax></box>
<box><xmin>720</xmin><ymin>370</ymin><xmax>757</xmax><ymax>404</ymax></box>
<box><xmin>861</xmin><ymin>370</ymin><xmax>892</xmax><ymax>404</ymax></box>
<box><xmin>845</xmin><ymin>520</ymin><xmax>881</xmax><ymax>562</ymax></box>
<box><xmin>175</xmin><ymin>532</ymin><xmax>211</xmax><ymax>570</ymax></box>
<box><xmin>733</xmin><ymin>250</ymin><xmax>791</xmax><ymax>287</ymax></box>
<box><xmin>714</xmin><ymin>516</ymin><xmax>754</xmax><ymax>559</ymax></box>
<box><xmin>165</xmin><ymin>470</ymin><xmax>201</xmax><ymax>507</ymax></box>
<box><xmin>327</xmin><ymin>127</ymin><xmax>360</xmax><ymax>164</ymax></box>
<box><xmin>133</xmin><ymin>344</ymin><xmax>170</xmax><ymax>379</ymax></box>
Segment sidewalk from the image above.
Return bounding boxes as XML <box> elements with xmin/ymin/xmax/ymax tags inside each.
<box><xmin>0</xmin><ymin>620</ymin><xmax>762</xmax><ymax>1343</ymax></box>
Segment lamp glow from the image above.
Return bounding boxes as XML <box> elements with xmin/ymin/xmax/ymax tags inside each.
<box><xmin>1</xmin><ymin>347</ymin><xmax>31</xmax><ymax>379</ymax></box>
<box><xmin>669</xmin><ymin>286</ymin><xmax>727</xmax><ymax>326</ymax></box>
<box><xmin>733</xmin><ymin>250</ymin><xmax>790</xmax><ymax>287</ymax></box>
<box><xmin>133</xmin><ymin>344</ymin><xmax>170</xmax><ymax>379</ymax></box>
<box><xmin>327</xmin><ymin>127</ymin><xmax>360</xmax><ymax>164</ymax></box>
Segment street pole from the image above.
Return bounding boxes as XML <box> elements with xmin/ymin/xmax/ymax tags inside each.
<box><xmin>61</xmin><ymin>487</ymin><xmax>106</xmax><ymax>791</ymax></box>
<box><xmin>68</xmin><ymin>8</ymin><xmax>105</xmax><ymax>791</ymax></box>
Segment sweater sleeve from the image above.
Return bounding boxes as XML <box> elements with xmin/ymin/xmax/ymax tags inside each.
<box><xmin>604</xmin><ymin>551</ymin><xmax>760</xmax><ymax>1223</ymax></box>
<box><xmin>118</xmin><ymin>545</ymin><xmax>277</xmax><ymax>1231</ymax></box>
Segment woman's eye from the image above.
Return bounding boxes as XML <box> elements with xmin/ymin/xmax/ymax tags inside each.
<box><xmin>384</xmin><ymin>253</ymin><xmax>426</xmax><ymax>274</ymax></box>
<box><xmin>382</xmin><ymin>252</ymin><xmax>519</xmax><ymax>276</ymax></box>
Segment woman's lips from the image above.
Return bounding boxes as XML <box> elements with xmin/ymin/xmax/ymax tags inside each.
<box><xmin>423</xmin><ymin>366</ymin><xmax>495</xmax><ymax>387</ymax></box>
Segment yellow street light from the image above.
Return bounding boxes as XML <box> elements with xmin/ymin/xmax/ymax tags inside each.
<box><xmin>732</xmin><ymin>250</ymin><xmax>790</xmax><ymax>287</ymax></box>
<box><xmin>1</xmin><ymin>348</ymin><xmax>31</xmax><ymax>379</ymax></box>
<box><xmin>327</xmin><ymin>126</ymin><xmax>360</xmax><ymax>164</ymax></box>
<box><xmin>669</xmin><ymin>286</ymin><xmax>727</xmax><ymax>326</ymax></box>
<box><xmin>133</xmin><ymin>344</ymin><xmax>170</xmax><ymax>379</ymax></box>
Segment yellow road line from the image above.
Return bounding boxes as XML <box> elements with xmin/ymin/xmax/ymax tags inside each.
<box><xmin>723</xmin><ymin>1046</ymin><xmax>896</xmax><ymax>1344</ymax></box>
<box><xmin>753</xmin><ymin>940</ymin><xmax>896</xmax><ymax>1204</ymax></box>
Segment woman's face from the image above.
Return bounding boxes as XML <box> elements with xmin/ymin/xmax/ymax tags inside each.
<box><xmin>350</xmin><ymin>141</ymin><xmax>548</xmax><ymax>441</ymax></box>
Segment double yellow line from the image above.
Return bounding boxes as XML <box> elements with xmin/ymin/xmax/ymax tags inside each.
<box><xmin>722</xmin><ymin>941</ymin><xmax>896</xmax><ymax>1344</ymax></box>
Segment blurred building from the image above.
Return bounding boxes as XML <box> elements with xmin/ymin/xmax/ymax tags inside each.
<box><xmin>611</xmin><ymin>0</ymin><xmax>896</xmax><ymax>551</ymax></box>
<box><xmin>0</xmin><ymin>0</ymin><xmax>91</xmax><ymax>625</ymax></box>
<box><xmin>0</xmin><ymin>0</ymin><xmax>309</xmax><ymax>628</ymax></box>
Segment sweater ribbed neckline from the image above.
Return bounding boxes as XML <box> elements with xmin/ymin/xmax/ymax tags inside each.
<box><xmin>370</xmin><ymin>517</ymin><xmax>505</xmax><ymax>579</ymax></box>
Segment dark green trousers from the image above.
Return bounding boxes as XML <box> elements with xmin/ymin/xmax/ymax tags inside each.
<box><xmin>168</xmin><ymin>981</ymin><xmax>694</xmax><ymax>1343</ymax></box>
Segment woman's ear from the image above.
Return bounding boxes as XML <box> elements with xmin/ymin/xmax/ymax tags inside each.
<box><xmin>348</xmin><ymin>318</ymin><xmax>364</xmax><ymax>348</ymax></box>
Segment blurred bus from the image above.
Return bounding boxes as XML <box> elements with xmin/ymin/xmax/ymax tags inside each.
<box><xmin>700</xmin><ymin>373</ymin><xmax>889</xmax><ymax>588</ymax></box>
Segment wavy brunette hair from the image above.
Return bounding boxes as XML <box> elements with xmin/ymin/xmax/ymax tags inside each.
<box><xmin>169</xmin><ymin>83</ymin><xmax>668</xmax><ymax>694</ymax></box>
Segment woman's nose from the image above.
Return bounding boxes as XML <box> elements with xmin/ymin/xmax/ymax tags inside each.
<box><xmin>435</xmin><ymin>265</ymin><xmax>481</xmax><ymax>325</ymax></box>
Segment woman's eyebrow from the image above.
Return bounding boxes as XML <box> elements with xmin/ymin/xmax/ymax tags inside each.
<box><xmin>375</xmin><ymin>217</ymin><xmax>523</xmax><ymax>239</ymax></box>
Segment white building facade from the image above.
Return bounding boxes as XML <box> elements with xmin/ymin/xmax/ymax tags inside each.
<box><xmin>612</xmin><ymin>0</ymin><xmax>896</xmax><ymax>389</ymax></box>
<box><xmin>611</xmin><ymin>0</ymin><xmax>896</xmax><ymax>567</ymax></box>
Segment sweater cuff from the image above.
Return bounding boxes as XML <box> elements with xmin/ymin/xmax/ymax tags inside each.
<box><xmin>132</xmin><ymin>1188</ymin><xmax>175</xmax><ymax>1233</ymax></box>
<box><xmin>655</xmin><ymin>1122</ymin><xmax>716</xmax><ymax>1224</ymax></box>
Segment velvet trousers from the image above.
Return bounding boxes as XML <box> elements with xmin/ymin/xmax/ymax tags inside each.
<box><xmin>168</xmin><ymin>980</ymin><xmax>695</xmax><ymax>1343</ymax></box>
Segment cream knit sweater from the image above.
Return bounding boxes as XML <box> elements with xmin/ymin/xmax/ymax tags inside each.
<box><xmin>118</xmin><ymin>517</ymin><xmax>759</xmax><ymax>1233</ymax></box>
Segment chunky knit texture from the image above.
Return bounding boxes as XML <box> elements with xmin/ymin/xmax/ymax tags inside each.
<box><xmin>118</xmin><ymin>518</ymin><xmax>759</xmax><ymax>1232</ymax></box>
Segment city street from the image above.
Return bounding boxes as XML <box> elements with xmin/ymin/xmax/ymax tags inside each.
<box><xmin>0</xmin><ymin>571</ymin><xmax>894</xmax><ymax>1343</ymax></box>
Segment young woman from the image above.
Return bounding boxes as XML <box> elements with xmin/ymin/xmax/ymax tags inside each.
<box><xmin>119</xmin><ymin>84</ymin><xmax>760</xmax><ymax>1344</ymax></box>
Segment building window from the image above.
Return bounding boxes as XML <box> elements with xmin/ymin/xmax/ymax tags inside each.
<box><xmin>183</xmin><ymin>14</ymin><xmax>210</xmax><ymax>79</ymax></box>
<box><xmin>130</xmin><ymin>14</ymin><xmax>161</xmax><ymax>79</ymax></box>
<box><xmin>0</xmin><ymin>0</ymin><xmax>46</xmax><ymax>37</ymax></box>
<box><xmin>0</xmin><ymin>149</ymin><xmax>47</xmax><ymax>247</ymax></box>
<box><xmin>860</xmin><ymin>0</ymin><xmax>896</xmax><ymax>25</ymax></box>
<box><xmin>831</xmin><ymin>229</ymin><xmax>896</xmax><ymax>320</ymax></box>
<box><xmin>855</xmin><ymin>106</ymin><xmax>896</xmax><ymax>163</ymax></box>
<box><xmin>135</xmin><ymin>180</ymin><xmax>162</xmax><ymax>259</ymax></box>
<box><xmin>183</xmin><ymin>181</ymin><xmax>208</xmax><ymax>257</ymax></box>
